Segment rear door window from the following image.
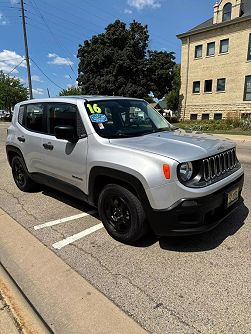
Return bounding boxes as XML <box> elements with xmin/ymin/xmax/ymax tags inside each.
<box><xmin>23</xmin><ymin>103</ymin><xmax>47</xmax><ymax>133</ymax></box>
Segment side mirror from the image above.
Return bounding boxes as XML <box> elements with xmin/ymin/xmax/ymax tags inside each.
<box><xmin>54</xmin><ymin>125</ymin><xmax>78</xmax><ymax>142</ymax></box>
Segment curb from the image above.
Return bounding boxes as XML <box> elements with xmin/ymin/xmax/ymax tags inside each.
<box><xmin>0</xmin><ymin>264</ymin><xmax>50</xmax><ymax>334</ymax></box>
<box><xmin>0</xmin><ymin>208</ymin><xmax>147</xmax><ymax>334</ymax></box>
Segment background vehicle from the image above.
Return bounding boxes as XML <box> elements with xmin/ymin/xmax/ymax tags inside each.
<box><xmin>6</xmin><ymin>96</ymin><xmax>244</xmax><ymax>244</ymax></box>
<box><xmin>0</xmin><ymin>110</ymin><xmax>12</xmax><ymax>121</ymax></box>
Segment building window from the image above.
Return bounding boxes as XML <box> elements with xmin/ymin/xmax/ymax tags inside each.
<box><xmin>195</xmin><ymin>45</ymin><xmax>203</xmax><ymax>58</ymax></box>
<box><xmin>217</xmin><ymin>78</ymin><xmax>226</xmax><ymax>92</ymax></box>
<box><xmin>241</xmin><ymin>113</ymin><xmax>251</xmax><ymax>119</ymax></box>
<box><xmin>222</xmin><ymin>3</ymin><xmax>232</xmax><ymax>22</ymax></box>
<box><xmin>220</xmin><ymin>39</ymin><xmax>229</xmax><ymax>53</ymax></box>
<box><xmin>214</xmin><ymin>113</ymin><xmax>223</xmax><ymax>120</ymax></box>
<box><xmin>207</xmin><ymin>42</ymin><xmax>215</xmax><ymax>56</ymax></box>
<box><xmin>190</xmin><ymin>114</ymin><xmax>198</xmax><ymax>120</ymax></box>
<box><xmin>193</xmin><ymin>81</ymin><xmax>200</xmax><ymax>93</ymax></box>
<box><xmin>247</xmin><ymin>34</ymin><xmax>251</xmax><ymax>61</ymax></box>
<box><xmin>244</xmin><ymin>76</ymin><xmax>251</xmax><ymax>101</ymax></box>
<box><xmin>204</xmin><ymin>80</ymin><xmax>213</xmax><ymax>93</ymax></box>
<box><xmin>202</xmin><ymin>114</ymin><xmax>210</xmax><ymax>120</ymax></box>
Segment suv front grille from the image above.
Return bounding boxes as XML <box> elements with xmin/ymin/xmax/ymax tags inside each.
<box><xmin>202</xmin><ymin>149</ymin><xmax>237</xmax><ymax>182</ymax></box>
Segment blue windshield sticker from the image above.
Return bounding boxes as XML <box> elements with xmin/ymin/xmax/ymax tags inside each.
<box><xmin>90</xmin><ymin>114</ymin><xmax>108</xmax><ymax>123</ymax></box>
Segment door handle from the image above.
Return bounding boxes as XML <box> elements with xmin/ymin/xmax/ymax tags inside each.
<box><xmin>43</xmin><ymin>143</ymin><xmax>54</xmax><ymax>151</ymax></box>
<box><xmin>17</xmin><ymin>136</ymin><xmax>25</xmax><ymax>142</ymax></box>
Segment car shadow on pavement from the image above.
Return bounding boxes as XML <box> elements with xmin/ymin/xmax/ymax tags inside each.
<box><xmin>158</xmin><ymin>202</ymin><xmax>249</xmax><ymax>252</ymax></box>
<box><xmin>40</xmin><ymin>187</ymin><xmax>249</xmax><ymax>252</ymax></box>
<box><xmin>41</xmin><ymin>187</ymin><xmax>96</xmax><ymax>213</ymax></box>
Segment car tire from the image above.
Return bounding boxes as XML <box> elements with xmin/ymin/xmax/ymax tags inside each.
<box><xmin>12</xmin><ymin>156</ymin><xmax>38</xmax><ymax>192</ymax></box>
<box><xmin>98</xmin><ymin>184</ymin><xmax>147</xmax><ymax>244</ymax></box>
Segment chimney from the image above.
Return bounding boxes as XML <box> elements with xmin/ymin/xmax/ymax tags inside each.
<box><xmin>213</xmin><ymin>1</ymin><xmax>220</xmax><ymax>24</ymax></box>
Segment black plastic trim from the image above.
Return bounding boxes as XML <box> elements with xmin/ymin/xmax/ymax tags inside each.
<box><xmin>88</xmin><ymin>167</ymin><xmax>151</xmax><ymax>210</ymax></box>
<box><xmin>149</xmin><ymin>173</ymin><xmax>244</xmax><ymax>236</ymax></box>
<box><xmin>6</xmin><ymin>145</ymin><xmax>26</xmax><ymax>166</ymax></box>
<box><xmin>30</xmin><ymin>173</ymin><xmax>88</xmax><ymax>202</ymax></box>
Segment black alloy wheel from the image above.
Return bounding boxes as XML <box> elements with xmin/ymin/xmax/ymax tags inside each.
<box><xmin>103</xmin><ymin>195</ymin><xmax>131</xmax><ymax>234</ymax></box>
<box><xmin>98</xmin><ymin>184</ymin><xmax>147</xmax><ymax>244</ymax></box>
<box><xmin>11</xmin><ymin>156</ymin><xmax>37</xmax><ymax>192</ymax></box>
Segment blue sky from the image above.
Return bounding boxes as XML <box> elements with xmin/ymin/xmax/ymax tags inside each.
<box><xmin>0</xmin><ymin>0</ymin><xmax>216</xmax><ymax>97</ymax></box>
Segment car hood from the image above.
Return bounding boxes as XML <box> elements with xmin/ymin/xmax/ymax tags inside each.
<box><xmin>109</xmin><ymin>129</ymin><xmax>235</xmax><ymax>162</ymax></box>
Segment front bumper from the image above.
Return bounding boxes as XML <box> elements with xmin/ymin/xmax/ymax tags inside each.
<box><xmin>147</xmin><ymin>174</ymin><xmax>244</xmax><ymax>236</ymax></box>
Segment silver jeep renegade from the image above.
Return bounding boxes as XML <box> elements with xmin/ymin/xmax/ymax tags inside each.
<box><xmin>6</xmin><ymin>96</ymin><xmax>244</xmax><ymax>243</ymax></box>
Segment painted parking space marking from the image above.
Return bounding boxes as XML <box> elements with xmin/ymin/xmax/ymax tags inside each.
<box><xmin>52</xmin><ymin>223</ymin><xmax>104</xmax><ymax>250</ymax></box>
<box><xmin>34</xmin><ymin>211</ymin><xmax>97</xmax><ymax>230</ymax></box>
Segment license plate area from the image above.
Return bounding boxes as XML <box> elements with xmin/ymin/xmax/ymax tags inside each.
<box><xmin>226</xmin><ymin>187</ymin><xmax>240</xmax><ymax>208</ymax></box>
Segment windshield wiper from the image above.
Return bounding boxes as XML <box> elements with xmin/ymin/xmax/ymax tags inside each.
<box><xmin>152</xmin><ymin>127</ymin><xmax>171</xmax><ymax>133</ymax></box>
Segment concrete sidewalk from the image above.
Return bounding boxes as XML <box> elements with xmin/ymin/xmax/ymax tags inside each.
<box><xmin>0</xmin><ymin>208</ymin><xmax>147</xmax><ymax>334</ymax></box>
<box><xmin>210</xmin><ymin>133</ymin><xmax>251</xmax><ymax>142</ymax></box>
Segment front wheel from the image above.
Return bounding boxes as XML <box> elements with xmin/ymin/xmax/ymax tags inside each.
<box><xmin>98</xmin><ymin>184</ymin><xmax>147</xmax><ymax>244</ymax></box>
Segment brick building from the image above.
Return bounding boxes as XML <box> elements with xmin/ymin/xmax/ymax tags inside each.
<box><xmin>177</xmin><ymin>0</ymin><xmax>251</xmax><ymax>120</ymax></box>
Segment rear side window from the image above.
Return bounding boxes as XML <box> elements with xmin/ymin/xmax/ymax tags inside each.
<box><xmin>18</xmin><ymin>106</ymin><xmax>25</xmax><ymax>125</ymax></box>
<box><xmin>47</xmin><ymin>103</ymin><xmax>78</xmax><ymax>135</ymax></box>
<box><xmin>22</xmin><ymin>103</ymin><xmax>47</xmax><ymax>133</ymax></box>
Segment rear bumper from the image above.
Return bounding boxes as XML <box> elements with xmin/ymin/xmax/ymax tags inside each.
<box><xmin>147</xmin><ymin>174</ymin><xmax>244</xmax><ymax>236</ymax></box>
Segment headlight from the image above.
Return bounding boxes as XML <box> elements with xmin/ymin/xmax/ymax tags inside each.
<box><xmin>178</xmin><ymin>162</ymin><xmax>193</xmax><ymax>182</ymax></box>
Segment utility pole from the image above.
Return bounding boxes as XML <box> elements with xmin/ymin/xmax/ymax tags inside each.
<box><xmin>20</xmin><ymin>0</ymin><xmax>33</xmax><ymax>99</ymax></box>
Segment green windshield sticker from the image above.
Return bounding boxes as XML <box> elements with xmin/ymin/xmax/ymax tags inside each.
<box><xmin>87</xmin><ymin>103</ymin><xmax>102</xmax><ymax>114</ymax></box>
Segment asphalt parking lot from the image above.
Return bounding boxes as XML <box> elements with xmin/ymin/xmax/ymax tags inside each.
<box><xmin>0</xmin><ymin>121</ymin><xmax>250</xmax><ymax>334</ymax></box>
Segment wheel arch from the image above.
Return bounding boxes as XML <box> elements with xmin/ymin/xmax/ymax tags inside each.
<box><xmin>88</xmin><ymin>167</ymin><xmax>151</xmax><ymax>212</ymax></box>
<box><xmin>6</xmin><ymin>145</ymin><xmax>25</xmax><ymax>167</ymax></box>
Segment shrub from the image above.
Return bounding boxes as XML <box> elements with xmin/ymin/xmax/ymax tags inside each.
<box><xmin>177</xmin><ymin>118</ymin><xmax>251</xmax><ymax>132</ymax></box>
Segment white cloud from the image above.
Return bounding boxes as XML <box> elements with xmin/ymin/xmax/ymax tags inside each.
<box><xmin>0</xmin><ymin>12</ymin><xmax>8</xmax><ymax>25</ymax></box>
<box><xmin>124</xmin><ymin>8</ymin><xmax>133</xmax><ymax>14</ymax></box>
<box><xmin>31</xmin><ymin>75</ymin><xmax>43</xmax><ymax>82</ymax></box>
<box><xmin>128</xmin><ymin>0</ymin><xmax>161</xmax><ymax>10</ymax></box>
<box><xmin>32</xmin><ymin>88</ymin><xmax>44</xmax><ymax>96</ymax></box>
<box><xmin>48</xmin><ymin>53</ymin><xmax>57</xmax><ymax>58</ymax></box>
<box><xmin>47</xmin><ymin>53</ymin><xmax>73</xmax><ymax>66</ymax></box>
<box><xmin>64</xmin><ymin>74</ymin><xmax>71</xmax><ymax>79</ymax></box>
<box><xmin>0</xmin><ymin>50</ymin><xmax>25</xmax><ymax>74</ymax></box>
<box><xmin>10</xmin><ymin>0</ymin><xmax>19</xmax><ymax>4</ymax></box>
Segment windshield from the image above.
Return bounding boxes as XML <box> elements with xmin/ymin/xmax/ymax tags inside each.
<box><xmin>85</xmin><ymin>99</ymin><xmax>171</xmax><ymax>138</ymax></box>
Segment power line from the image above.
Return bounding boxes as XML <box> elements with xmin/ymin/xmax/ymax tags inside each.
<box><xmin>30</xmin><ymin>58</ymin><xmax>64</xmax><ymax>90</ymax></box>
<box><xmin>29</xmin><ymin>0</ymin><xmax>77</xmax><ymax>77</ymax></box>
<box><xmin>6</xmin><ymin>59</ymin><xmax>25</xmax><ymax>75</ymax></box>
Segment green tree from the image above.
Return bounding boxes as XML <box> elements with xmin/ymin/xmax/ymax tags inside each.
<box><xmin>144</xmin><ymin>96</ymin><xmax>155</xmax><ymax>104</ymax></box>
<box><xmin>77</xmin><ymin>20</ymin><xmax>150</xmax><ymax>98</ymax></box>
<box><xmin>165</xmin><ymin>64</ymin><xmax>181</xmax><ymax>111</ymax></box>
<box><xmin>147</xmin><ymin>51</ymin><xmax>176</xmax><ymax>100</ymax></box>
<box><xmin>59</xmin><ymin>86</ymin><xmax>82</xmax><ymax>96</ymax></box>
<box><xmin>0</xmin><ymin>71</ymin><xmax>28</xmax><ymax>111</ymax></box>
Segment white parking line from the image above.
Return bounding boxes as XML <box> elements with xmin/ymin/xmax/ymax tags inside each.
<box><xmin>52</xmin><ymin>223</ymin><xmax>104</xmax><ymax>250</ymax></box>
<box><xmin>34</xmin><ymin>211</ymin><xmax>97</xmax><ymax>230</ymax></box>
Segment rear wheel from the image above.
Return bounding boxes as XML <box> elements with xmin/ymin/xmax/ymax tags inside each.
<box><xmin>12</xmin><ymin>156</ymin><xmax>37</xmax><ymax>192</ymax></box>
<box><xmin>98</xmin><ymin>184</ymin><xmax>147</xmax><ymax>244</ymax></box>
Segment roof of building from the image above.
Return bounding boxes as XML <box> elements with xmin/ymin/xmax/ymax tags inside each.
<box><xmin>177</xmin><ymin>0</ymin><xmax>251</xmax><ymax>38</ymax></box>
